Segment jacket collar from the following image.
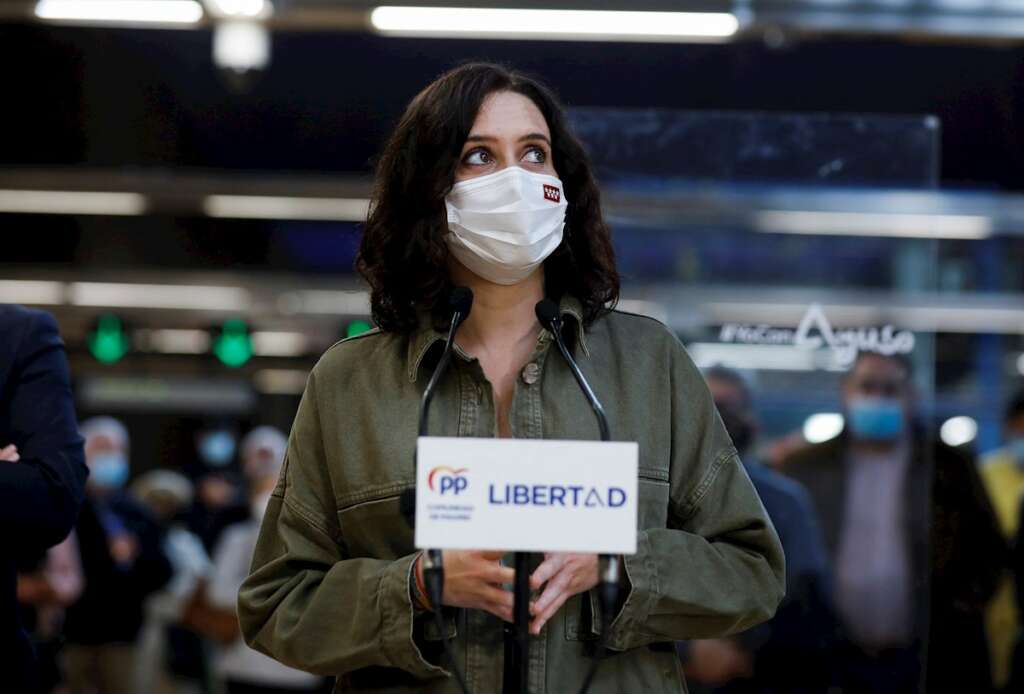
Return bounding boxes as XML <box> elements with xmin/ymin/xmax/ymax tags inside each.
<box><xmin>406</xmin><ymin>294</ymin><xmax>589</xmax><ymax>383</ymax></box>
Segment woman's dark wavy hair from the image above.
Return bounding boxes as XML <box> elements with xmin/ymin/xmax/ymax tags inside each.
<box><xmin>355</xmin><ymin>62</ymin><xmax>619</xmax><ymax>333</ymax></box>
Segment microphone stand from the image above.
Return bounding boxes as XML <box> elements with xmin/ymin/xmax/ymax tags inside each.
<box><xmin>505</xmin><ymin>552</ymin><xmax>531</xmax><ymax>694</ymax></box>
<box><xmin>535</xmin><ymin>300</ymin><xmax>621</xmax><ymax>694</ymax></box>
<box><xmin>415</xmin><ymin>289</ymin><xmax>473</xmax><ymax>694</ymax></box>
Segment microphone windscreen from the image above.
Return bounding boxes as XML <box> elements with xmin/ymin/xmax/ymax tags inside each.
<box><xmin>449</xmin><ymin>287</ymin><xmax>473</xmax><ymax>320</ymax></box>
<box><xmin>534</xmin><ymin>299</ymin><xmax>560</xmax><ymax>327</ymax></box>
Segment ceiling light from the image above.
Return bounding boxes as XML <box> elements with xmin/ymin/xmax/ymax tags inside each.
<box><xmin>205</xmin><ymin>0</ymin><xmax>271</xmax><ymax>19</ymax></box>
<box><xmin>251</xmin><ymin>331</ymin><xmax>309</xmax><ymax>357</ymax></box>
<box><xmin>755</xmin><ymin>210</ymin><xmax>992</xmax><ymax>240</ymax></box>
<box><xmin>277</xmin><ymin>290</ymin><xmax>371</xmax><ymax>316</ymax></box>
<box><xmin>803</xmin><ymin>413</ymin><xmax>845</xmax><ymax>443</ymax></box>
<box><xmin>940</xmin><ymin>416</ymin><xmax>978</xmax><ymax>447</ymax></box>
<box><xmin>70</xmin><ymin>282</ymin><xmax>250</xmax><ymax>311</ymax></box>
<box><xmin>0</xmin><ymin>190</ymin><xmax>147</xmax><ymax>216</ymax></box>
<box><xmin>0</xmin><ymin>280</ymin><xmax>65</xmax><ymax>305</ymax></box>
<box><xmin>203</xmin><ymin>195</ymin><xmax>370</xmax><ymax>221</ymax></box>
<box><xmin>213</xmin><ymin>20</ymin><xmax>271</xmax><ymax>73</ymax></box>
<box><xmin>136</xmin><ymin>329</ymin><xmax>212</xmax><ymax>354</ymax></box>
<box><xmin>35</xmin><ymin>0</ymin><xmax>204</xmax><ymax>25</ymax></box>
<box><xmin>370</xmin><ymin>7</ymin><xmax>740</xmax><ymax>42</ymax></box>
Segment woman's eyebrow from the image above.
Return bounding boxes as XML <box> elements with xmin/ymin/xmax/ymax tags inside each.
<box><xmin>464</xmin><ymin>132</ymin><xmax>551</xmax><ymax>145</ymax></box>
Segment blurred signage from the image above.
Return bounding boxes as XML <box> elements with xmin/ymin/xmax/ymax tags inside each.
<box><xmin>719</xmin><ymin>303</ymin><xmax>915</xmax><ymax>367</ymax></box>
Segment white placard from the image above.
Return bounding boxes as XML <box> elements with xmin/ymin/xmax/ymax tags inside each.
<box><xmin>415</xmin><ymin>437</ymin><xmax>638</xmax><ymax>554</ymax></box>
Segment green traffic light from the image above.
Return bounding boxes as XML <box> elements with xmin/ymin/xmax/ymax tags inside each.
<box><xmin>213</xmin><ymin>319</ymin><xmax>253</xmax><ymax>368</ymax></box>
<box><xmin>88</xmin><ymin>314</ymin><xmax>130</xmax><ymax>364</ymax></box>
<box><xmin>346</xmin><ymin>320</ymin><xmax>373</xmax><ymax>338</ymax></box>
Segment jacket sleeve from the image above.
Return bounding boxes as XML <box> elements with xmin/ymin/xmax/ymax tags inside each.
<box><xmin>237</xmin><ymin>368</ymin><xmax>447</xmax><ymax>679</ymax></box>
<box><xmin>0</xmin><ymin>309</ymin><xmax>87</xmax><ymax>552</ymax></box>
<box><xmin>602</xmin><ymin>338</ymin><xmax>785</xmax><ymax>650</ymax></box>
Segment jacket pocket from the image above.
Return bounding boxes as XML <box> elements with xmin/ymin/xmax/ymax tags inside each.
<box><xmin>335</xmin><ymin>487</ymin><xmax>415</xmax><ymax>559</ymax></box>
<box><xmin>637</xmin><ymin>466</ymin><xmax>671</xmax><ymax>533</ymax></box>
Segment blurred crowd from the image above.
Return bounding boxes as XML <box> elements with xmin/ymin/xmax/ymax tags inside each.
<box><xmin>17</xmin><ymin>416</ymin><xmax>330</xmax><ymax>694</ymax></box>
<box><xmin>6</xmin><ymin>303</ymin><xmax>1024</xmax><ymax>694</ymax></box>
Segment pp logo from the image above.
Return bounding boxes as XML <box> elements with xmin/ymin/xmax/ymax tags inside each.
<box><xmin>428</xmin><ymin>466</ymin><xmax>469</xmax><ymax>495</ymax></box>
<box><xmin>543</xmin><ymin>184</ymin><xmax>560</xmax><ymax>202</ymax></box>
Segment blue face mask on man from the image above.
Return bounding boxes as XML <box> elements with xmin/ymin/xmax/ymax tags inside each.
<box><xmin>90</xmin><ymin>452</ymin><xmax>130</xmax><ymax>489</ymax></box>
<box><xmin>199</xmin><ymin>430</ymin><xmax>236</xmax><ymax>468</ymax></box>
<box><xmin>847</xmin><ymin>397</ymin><xmax>905</xmax><ymax>442</ymax></box>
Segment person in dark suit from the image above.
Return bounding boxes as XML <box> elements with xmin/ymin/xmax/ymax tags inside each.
<box><xmin>0</xmin><ymin>304</ymin><xmax>88</xmax><ymax>691</ymax></box>
<box><xmin>782</xmin><ymin>351</ymin><xmax>1005</xmax><ymax>694</ymax></box>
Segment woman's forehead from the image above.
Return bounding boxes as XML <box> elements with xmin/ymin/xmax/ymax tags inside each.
<box><xmin>468</xmin><ymin>91</ymin><xmax>550</xmax><ymax>140</ymax></box>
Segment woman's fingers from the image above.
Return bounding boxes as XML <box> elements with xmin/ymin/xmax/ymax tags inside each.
<box><xmin>530</xmin><ymin>578</ymin><xmax>572</xmax><ymax>634</ymax></box>
<box><xmin>531</xmin><ymin>571</ymin><xmax>570</xmax><ymax>619</ymax></box>
<box><xmin>0</xmin><ymin>444</ymin><xmax>18</xmax><ymax>462</ymax></box>
<box><xmin>484</xmin><ymin>562</ymin><xmax>516</xmax><ymax>585</ymax></box>
<box><xmin>529</xmin><ymin>553</ymin><xmax>564</xmax><ymax>591</ymax></box>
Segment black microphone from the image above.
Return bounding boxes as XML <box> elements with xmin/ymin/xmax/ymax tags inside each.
<box><xmin>412</xmin><ymin>287</ymin><xmax>473</xmax><ymax>694</ymax></box>
<box><xmin>419</xmin><ymin>286</ymin><xmax>473</xmax><ymax>436</ymax></box>
<box><xmin>534</xmin><ymin>299</ymin><xmax>610</xmax><ymax>441</ymax></box>
<box><xmin>535</xmin><ymin>299</ymin><xmax>621</xmax><ymax>694</ymax></box>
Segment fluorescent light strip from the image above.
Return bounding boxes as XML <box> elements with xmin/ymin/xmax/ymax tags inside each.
<box><xmin>0</xmin><ymin>280</ymin><xmax>65</xmax><ymax>305</ymax></box>
<box><xmin>370</xmin><ymin>7</ymin><xmax>739</xmax><ymax>41</ymax></box>
<box><xmin>251</xmin><ymin>331</ymin><xmax>309</xmax><ymax>357</ymax></box>
<box><xmin>203</xmin><ymin>195</ymin><xmax>370</xmax><ymax>221</ymax></box>
<box><xmin>277</xmin><ymin>290</ymin><xmax>371</xmax><ymax>316</ymax></box>
<box><xmin>755</xmin><ymin>210</ymin><xmax>992</xmax><ymax>240</ymax></box>
<box><xmin>35</xmin><ymin>0</ymin><xmax>204</xmax><ymax>24</ymax></box>
<box><xmin>70</xmin><ymin>282</ymin><xmax>250</xmax><ymax>311</ymax></box>
<box><xmin>0</xmin><ymin>190</ymin><xmax>147</xmax><ymax>216</ymax></box>
<box><xmin>136</xmin><ymin>329</ymin><xmax>211</xmax><ymax>354</ymax></box>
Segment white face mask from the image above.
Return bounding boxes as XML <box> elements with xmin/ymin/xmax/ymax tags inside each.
<box><xmin>445</xmin><ymin>166</ymin><xmax>568</xmax><ymax>285</ymax></box>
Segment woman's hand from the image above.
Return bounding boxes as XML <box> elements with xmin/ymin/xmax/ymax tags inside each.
<box><xmin>419</xmin><ymin>550</ymin><xmax>516</xmax><ymax>622</ymax></box>
<box><xmin>0</xmin><ymin>444</ymin><xmax>19</xmax><ymax>462</ymax></box>
<box><xmin>528</xmin><ymin>553</ymin><xmax>599</xmax><ymax>634</ymax></box>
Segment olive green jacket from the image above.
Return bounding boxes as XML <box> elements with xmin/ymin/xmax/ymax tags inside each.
<box><xmin>238</xmin><ymin>299</ymin><xmax>785</xmax><ymax>693</ymax></box>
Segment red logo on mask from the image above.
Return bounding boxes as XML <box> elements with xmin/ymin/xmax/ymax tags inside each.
<box><xmin>543</xmin><ymin>184</ymin><xmax>560</xmax><ymax>202</ymax></box>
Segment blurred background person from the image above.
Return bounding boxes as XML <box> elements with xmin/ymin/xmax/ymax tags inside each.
<box><xmin>63</xmin><ymin>416</ymin><xmax>174</xmax><ymax>694</ymax></box>
<box><xmin>679</xmin><ymin>365</ymin><xmax>836</xmax><ymax>694</ymax></box>
<box><xmin>207</xmin><ymin>426</ymin><xmax>325</xmax><ymax>694</ymax></box>
<box><xmin>132</xmin><ymin>469</ymin><xmax>213</xmax><ymax>694</ymax></box>
<box><xmin>978</xmin><ymin>388</ymin><xmax>1024</xmax><ymax>691</ymax></box>
<box><xmin>17</xmin><ymin>533</ymin><xmax>84</xmax><ymax>694</ymax></box>
<box><xmin>1</xmin><ymin>304</ymin><xmax>88</xmax><ymax>692</ymax></box>
<box><xmin>186</xmin><ymin>425</ymin><xmax>249</xmax><ymax>555</ymax></box>
<box><xmin>782</xmin><ymin>352</ymin><xmax>1005</xmax><ymax>694</ymax></box>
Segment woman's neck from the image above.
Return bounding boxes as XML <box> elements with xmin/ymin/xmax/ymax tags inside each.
<box><xmin>449</xmin><ymin>261</ymin><xmax>544</xmax><ymax>357</ymax></box>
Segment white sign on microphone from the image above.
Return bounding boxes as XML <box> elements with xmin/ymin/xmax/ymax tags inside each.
<box><xmin>415</xmin><ymin>437</ymin><xmax>638</xmax><ymax>555</ymax></box>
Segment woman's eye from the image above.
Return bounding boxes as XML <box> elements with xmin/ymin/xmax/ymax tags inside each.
<box><xmin>524</xmin><ymin>147</ymin><xmax>547</xmax><ymax>164</ymax></box>
<box><xmin>463</xmin><ymin>149</ymin><xmax>491</xmax><ymax>166</ymax></box>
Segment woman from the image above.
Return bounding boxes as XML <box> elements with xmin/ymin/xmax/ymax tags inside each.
<box><xmin>238</xmin><ymin>62</ymin><xmax>784</xmax><ymax>693</ymax></box>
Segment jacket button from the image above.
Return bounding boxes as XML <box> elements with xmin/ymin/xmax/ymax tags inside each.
<box><xmin>521</xmin><ymin>362</ymin><xmax>541</xmax><ymax>385</ymax></box>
